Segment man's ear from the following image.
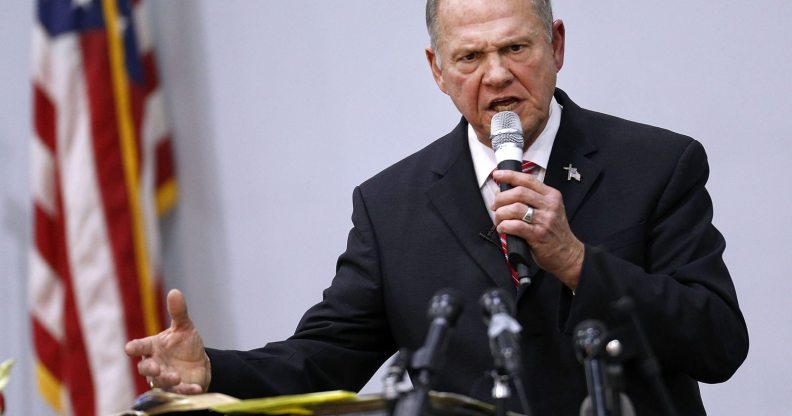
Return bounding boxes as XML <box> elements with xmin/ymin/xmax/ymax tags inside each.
<box><xmin>425</xmin><ymin>47</ymin><xmax>448</xmax><ymax>94</ymax></box>
<box><xmin>551</xmin><ymin>19</ymin><xmax>566</xmax><ymax>71</ymax></box>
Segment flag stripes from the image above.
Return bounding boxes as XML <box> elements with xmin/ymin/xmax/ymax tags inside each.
<box><xmin>30</xmin><ymin>0</ymin><xmax>176</xmax><ymax>414</ymax></box>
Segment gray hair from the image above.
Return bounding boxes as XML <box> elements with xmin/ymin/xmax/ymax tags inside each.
<box><xmin>426</xmin><ymin>0</ymin><xmax>554</xmax><ymax>55</ymax></box>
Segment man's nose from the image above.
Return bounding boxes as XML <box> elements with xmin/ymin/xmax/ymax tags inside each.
<box><xmin>481</xmin><ymin>54</ymin><xmax>513</xmax><ymax>88</ymax></box>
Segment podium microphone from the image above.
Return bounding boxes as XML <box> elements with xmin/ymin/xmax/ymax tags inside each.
<box><xmin>394</xmin><ymin>289</ymin><xmax>462</xmax><ymax>416</ymax></box>
<box><xmin>480</xmin><ymin>289</ymin><xmax>523</xmax><ymax>376</ymax></box>
<box><xmin>480</xmin><ymin>289</ymin><xmax>532</xmax><ymax>416</ymax></box>
<box><xmin>574</xmin><ymin>320</ymin><xmax>609</xmax><ymax>416</ymax></box>
<box><xmin>490</xmin><ymin>111</ymin><xmax>533</xmax><ymax>286</ymax></box>
<box><xmin>574</xmin><ymin>320</ymin><xmax>636</xmax><ymax>416</ymax></box>
<box><xmin>411</xmin><ymin>289</ymin><xmax>463</xmax><ymax>386</ymax></box>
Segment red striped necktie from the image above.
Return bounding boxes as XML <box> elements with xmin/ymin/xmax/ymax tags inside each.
<box><xmin>497</xmin><ymin>161</ymin><xmax>538</xmax><ymax>287</ymax></box>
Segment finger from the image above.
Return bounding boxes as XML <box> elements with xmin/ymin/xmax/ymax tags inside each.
<box><xmin>125</xmin><ymin>337</ymin><xmax>154</xmax><ymax>357</ymax></box>
<box><xmin>171</xmin><ymin>383</ymin><xmax>205</xmax><ymax>395</ymax></box>
<box><xmin>492</xmin><ymin>170</ymin><xmax>547</xmax><ymax>193</ymax></box>
<box><xmin>144</xmin><ymin>366</ymin><xmax>184</xmax><ymax>391</ymax></box>
<box><xmin>494</xmin><ymin>202</ymin><xmax>536</xmax><ymax>225</ymax></box>
<box><xmin>137</xmin><ymin>357</ymin><xmax>162</xmax><ymax>378</ymax></box>
<box><xmin>167</xmin><ymin>289</ymin><xmax>193</xmax><ymax>330</ymax></box>
<box><xmin>148</xmin><ymin>372</ymin><xmax>204</xmax><ymax>394</ymax></box>
<box><xmin>492</xmin><ymin>186</ymin><xmax>543</xmax><ymax>211</ymax></box>
<box><xmin>149</xmin><ymin>376</ymin><xmax>177</xmax><ymax>391</ymax></box>
<box><xmin>496</xmin><ymin>219</ymin><xmax>535</xmax><ymax>239</ymax></box>
<box><xmin>153</xmin><ymin>370</ymin><xmax>183</xmax><ymax>388</ymax></box>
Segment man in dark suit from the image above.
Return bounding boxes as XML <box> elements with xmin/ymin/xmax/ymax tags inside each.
<box><xmin>126</xmin><ymin>0</ymin><xmax>748</xmax><ymax>414</ymax></box>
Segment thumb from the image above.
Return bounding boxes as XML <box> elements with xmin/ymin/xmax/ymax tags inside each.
<box><xmin>167</xmin><ymin>288</ymin><xmax>193</xmax><ymax>330</ymax></box>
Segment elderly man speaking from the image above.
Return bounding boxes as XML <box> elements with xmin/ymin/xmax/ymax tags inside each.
<box><xmin>126</xmin><ymin>0</ymin><xmax>748</xmax><ymax>414</ymax></box>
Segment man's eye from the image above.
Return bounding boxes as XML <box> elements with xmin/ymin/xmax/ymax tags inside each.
<box><xmin>509</xmin><ymin>45</ymin><xmax>524</xmax><ymax>52</ymax></box>
<box><xmin>461</xmin><ymin>52</ymin><xmax>477</xmax><ymax>62</ymax></box>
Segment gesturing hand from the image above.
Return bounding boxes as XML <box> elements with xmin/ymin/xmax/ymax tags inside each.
<box><xmin>125</xmin><ymin>289</ymin><xmax>211</xmax><ymax>394</ymax></box>
<box><xmin>492</xmin><ymin>169</ymin><xmax>584</xmax><ymax>290</ymax></box>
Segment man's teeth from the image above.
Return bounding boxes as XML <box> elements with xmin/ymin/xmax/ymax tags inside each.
<box><xmin>493</xmin><ymin>102</ymin><xmax>516</xmax><ymax>111</ymax></box>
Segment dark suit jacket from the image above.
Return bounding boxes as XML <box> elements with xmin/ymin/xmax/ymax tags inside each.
<box><xmin>207</xmin><ymin>90</ymin><xmax>748</xmax><ymax>415</ymax></box>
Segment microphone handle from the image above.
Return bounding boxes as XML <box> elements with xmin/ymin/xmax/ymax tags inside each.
<box><xmin>496</xmin><ymin>159</ymin><xmax>533</xmax><ymax>282</ymax></box>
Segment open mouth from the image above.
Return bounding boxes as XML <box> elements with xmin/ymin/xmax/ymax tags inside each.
<box><xmin>489</xmin><ymin>97</ymin><xmax>520</xmax><ymax>112</ymax></box>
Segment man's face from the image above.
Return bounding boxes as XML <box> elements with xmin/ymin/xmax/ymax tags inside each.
<box><xmin>426</xmin><ymin>0</ymin><xmax>565</xmax><ymax>146</ymax></box>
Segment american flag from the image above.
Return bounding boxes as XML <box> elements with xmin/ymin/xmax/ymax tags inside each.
<box><xmin>30</xmin><ymin>0</ymin><xmax>176</xmax><ymax>414</ymax></box>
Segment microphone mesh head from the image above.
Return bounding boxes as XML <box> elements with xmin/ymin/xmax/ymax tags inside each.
<box><xmin>573</xmin><ymin>319</ymin><xmax>607</xmax><ymax>361</ymax></box>
<box><xmin>490</xmin><ymin>111</ymin><xmax>524</xmax><ymax>151</ymax></box>
<box><xmin>479</xmin><ymin>288</ymin><xmax>515</xmax><ymax>324</ymax></box>
<box><xmin>428</xmin><ymin>288</ymin><xmax>463</xmax><ymax>325</ymax></box>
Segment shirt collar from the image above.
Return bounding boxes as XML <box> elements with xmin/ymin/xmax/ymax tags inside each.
<box><xmin>468</xmin><ymin>96</ymin><xmax>562</xmax><ymax>188</ymax></box>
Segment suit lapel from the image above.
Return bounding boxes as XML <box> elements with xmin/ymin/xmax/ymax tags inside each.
<box><xmin>546</xmin><ymin>90</ymin><xmax>602</xmax><ymax>223</ymax></box>
<box><xmin>426</xmin><ymin>120</ymin><xmax>515</xmax><ymax>293</ymax></box>
<box><xmin>426</xmin><ymin>91</ymin><xmax>604</xmax><ymax>295</ymax></box>
<box><xmin>517</xmin><ymin>90</ymin><xmax>603</xmax><ymax>301</ymax></box>
<box><xmin>545</xmin><ymin>143</ymin><xmax>600</xmax><ymax>223</ymax></box>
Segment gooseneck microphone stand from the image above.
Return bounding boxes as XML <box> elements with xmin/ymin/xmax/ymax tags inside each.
<box><xmin>574</xmin><ymin>320</ymin><xmax>610</xmax><ymax>416</ymax></box>
<box><xmin>383</xmin><ymin>349</ymin><xmax>412</xmax><ymax>416</ymax></box>
<box><xmin>392</xmin><ymin>289</ymin><xmax>463</xmax><ymax>416</ymax></box>
<box><xmin>480</xmin><ymin>289</ymin><xmax>533</xmax><ymax>416</ymax></box>
<box><xmin>574</xmin><ymin>320</ymin><xmax>638</xmax><ymax>416</ymax></box>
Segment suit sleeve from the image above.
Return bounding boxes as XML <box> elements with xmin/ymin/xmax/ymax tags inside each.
<box><xmin>206</xmin><ymin>186</ymin><xmax>396</xmax><ymax>398</ymax></box>
<box><xmin>564</xmin><ymin>140</ymin><xmax>748</xmax><ymax>383</ymax></box>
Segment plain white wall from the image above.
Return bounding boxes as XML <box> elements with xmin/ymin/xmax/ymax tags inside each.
<box><xmin>1</xmin><ymin>1</ymin><xmax>791</xmax><ymax>414</ymax></box>
<box><xmin>1</xmin><ymin>0</ymin><xmax>42</xmax><ymax>414</ymax></box>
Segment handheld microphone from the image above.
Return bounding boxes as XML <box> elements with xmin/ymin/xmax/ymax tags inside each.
<box><xmin>490</xmin><ymin>111</ymin><xmax>533</xmax><ymax>286</ymax></box>
<box><xmin>479</xmin><ymin>288</ymin><xmax>523</xmax><ymax>376</ymax></box>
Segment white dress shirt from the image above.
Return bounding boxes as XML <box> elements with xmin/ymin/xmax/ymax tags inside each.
<box><xmin>467</xmin><ymin>96</ymin><xmax>562</xmax><ymax>223</ymax></box>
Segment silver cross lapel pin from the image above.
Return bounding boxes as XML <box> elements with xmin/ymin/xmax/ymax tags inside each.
<box><xmin>563</xmin><ymin>164</ymin><xmax>581</xmax><ymax>182</ymax></box>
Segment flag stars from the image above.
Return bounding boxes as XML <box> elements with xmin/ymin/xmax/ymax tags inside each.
<box><xmin>72</xmin><ymin>0</ymin><xmax>93</xmax><ymax>9</ymax></box>
<box><xmin>117</xmin><ymin>15</ymin><xmax>129</xmax><ymax>35</ymax></box>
